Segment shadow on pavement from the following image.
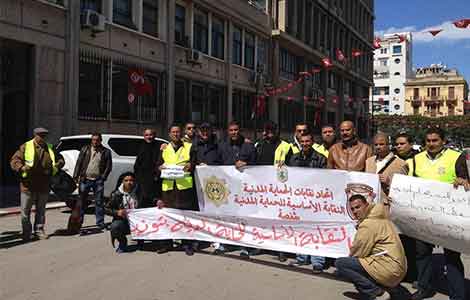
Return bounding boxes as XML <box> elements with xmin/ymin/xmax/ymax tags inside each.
<box><xmin>0</xmin><ymin>230</ymin><xmax>33</xmax><ymax>249</ymax></box>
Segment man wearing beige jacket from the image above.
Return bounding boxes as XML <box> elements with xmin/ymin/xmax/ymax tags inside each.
<box><xmin>335</xmin><ymin>194</ymin><xmax>407</xmax><ymax>300</ymax></box>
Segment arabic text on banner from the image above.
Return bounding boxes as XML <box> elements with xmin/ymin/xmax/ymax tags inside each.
<box><xmin>390</xmin><ymin>174</ymin><xmax>470</xmax><ymax>254</ymax></box>
<box><xmin>194</xmin><ymin>166</ymin><xmax>381</xmax><ymax>223</ymax></box>
<box><xmin>128</xmin><ymin>208</ymin><xmax>357</xmax><ymax>258</ymax></box>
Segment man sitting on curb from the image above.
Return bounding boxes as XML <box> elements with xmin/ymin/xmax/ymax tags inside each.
<box><xmin>335</xmin><ymin>194</ymin><xmax>407</xmax><ymax>300</ymax></box>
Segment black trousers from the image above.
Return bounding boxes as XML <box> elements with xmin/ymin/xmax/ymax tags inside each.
<box><xmin>110</xmin><ymin>219</ymin><xmax>130</xmax><ymax>246</ymax></box>
<box><xmin>400</xmin><ymin>234</ymin><xmax>417</xmax><ymax>282</ymax></box>
<box><xmin>415</xmin><ymin>239</ymin><xmax>465</xmax><ymax>300</ymax></box>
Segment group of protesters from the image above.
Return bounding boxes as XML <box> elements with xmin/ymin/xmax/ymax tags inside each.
<box><xmin>10</xmin><ymin>119</ymin><xmax>470</xmax><ymax>300</ymax></box>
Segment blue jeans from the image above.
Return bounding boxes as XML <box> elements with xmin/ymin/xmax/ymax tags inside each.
<box><xmin>416</xmin><ymin>239</ymin><xmax>465</xmax><ymax>300</ymax></box>
<box><xmin>79</xmin><ymin>178</ymin><xmax>105</xmax><ymax>226</ymax></box>
<box><xmin>297</xmin><ymin>254</ymin><xmax>326</xmax><ymax>269</ymax></box>
<box><xmin>335</xmin><ymin>257</ymin><xmax>383</xmax><ymax>299</ymax></box>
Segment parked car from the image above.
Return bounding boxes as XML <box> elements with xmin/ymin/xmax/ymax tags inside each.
<box><xmin>55</xmin><ymin>134</ymin><xmax>168</xmax><ymax>201</ymax></box>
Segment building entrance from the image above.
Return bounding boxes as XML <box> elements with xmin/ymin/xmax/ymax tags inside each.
<box><xmin>0</xmin><ymin>39</ymin><xmax>31</xmax><ymax>207</ymax></box>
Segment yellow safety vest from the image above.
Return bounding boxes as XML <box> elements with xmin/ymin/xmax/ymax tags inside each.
<box><xmin>313</xmin><ymin>143</ymin><xmax>329</xmax><ymax>158</ymax></box>
<box><xmin>22</xmin><ymin>139</ymin><xmax>57</xmax><ymax>178</ymax></box>
<box><xmin>274</xmin><ymin>141</ymin><xmax>292</xmax><ymax>165</ymax></box>
<box><xmin>407</xmin><ymin>148</ymin><xmax>461</xmax><ymax>184</ymax></box>
<box><xmin>161</xmin><ymin>142</ymin><xmax>193</xmax><ymax>191</ymax></box>
<box><xmin>290</xmin><ymin>142</ymin><xmax>326</xmax><ymax>157</ymax></box>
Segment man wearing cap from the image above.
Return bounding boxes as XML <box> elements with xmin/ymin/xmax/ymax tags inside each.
<box><xmin>191</xmin><ymin>122</ymin><xmax>220</xmax><ymax>166</ymax></box>
<box><xmin>10</xmin><ymin>127</ymin><xmax>64</xmax><ymax>241</ymax></box>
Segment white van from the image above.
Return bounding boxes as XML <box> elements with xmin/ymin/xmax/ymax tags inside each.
<box><xmin>56</xmin><ymin>134</ymin><xmax>168</xmax><ymax>199</ymax></box>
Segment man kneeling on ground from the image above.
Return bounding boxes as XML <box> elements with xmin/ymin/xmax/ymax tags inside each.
<box><xmin>105</xmin><ymin>172</ymin><xmax>143</xmax><ymax>253</ymax></box>
<box><xmin>335</xmin><ymin>195</ymin><xmax>407</xmax><ymax>300</ymax></box>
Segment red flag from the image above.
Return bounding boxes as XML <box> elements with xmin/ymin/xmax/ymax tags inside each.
<box><xmin>319</xmin><ymin>96</ymin><xmax>325</xmax><ymax>103</ymax></box>
<box><xmin>395</xmin><ymin>34</ymin><xmax>406</xmax><ymax>43</ymax></box>
<box><xmin>336</xmin><ymin>49</ymin><xmax>346</xmax><ymax>63</ymax></box>
<box><xmin>352</xmin><ymin>49</ymin><xmax>363</xmax><ymax>57</ymax></box>
<box><xmin>378</xmin><ymin>97</ymin><xmax>384</xmax><ymax>104</ymax></box>
<box><xmin>129</xmin><ymin>68</ymin><xmax>153</xmax><ymax>96</ymax></box>
<box><xmin>287</xmin><ymin>96</ymin><xmax>294</xmax><ymax>101</ymax></box>
<box><xmin>299</xmin><ymin>71</ymin><xmax>311</xmax><ymax>77</ymax></box>
<box><xmin>322</xmin><ymin>57</ymin><xmax>333</xmax><ymax>68</ymax></box>
<box><xmin>453</xmin><ymin>19</ymin><xmax>470</xmax><ymax>29</ymax></box>
<box><xmin>429</xmin><ymin>29</ymin><xmax>443</xmax><ymax>36</ymax></box>
<box><xmin>303</xmin><ymin>96</ymin><xmax>310</xmax><ymax>102</ymax></box>
<box><xmin>282</xmin><ymin>87</ymin><xmax>289</xmax><ymax>93</ymax></box>
<box><xmin>296</xmin><ymin>77</ymin><xmax>304</xmax><ymax>84</ymax></box>
<box><xmin>332</xmin><ymin>96</ymin><xmax>338</xmax><ymax>104</ymax></box>
<box><xmin>287</xmin><ymin>82</ymin><xmax>294</xmax><ymax>89</ymax></box>
<box><xmin>127</xmin><ymin>92</ymin><xmax>135</xmax><ymax>104</ymax></box>
<box><xmin>276</xmin><ymin>88</ymin><xmax>283</xmax><ymax>94</ymax></box>
<box><xmin>373</xmin><ymin>37</ymin><xmax>381</xmax><ymax>49</ymax></box>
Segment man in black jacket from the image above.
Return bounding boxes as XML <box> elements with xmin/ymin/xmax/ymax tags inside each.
<box><xmin>191</xmin><ymin>122</ymin><xmax>220</xmax><ymax>166</ymax></box>
<box><xmin>286</xmin><ymin>132</ymin><xmax>327</xmax><ymax>273</ymax></box>
<box><xmin>134</xmin><ymin>128</ymin><xmax>162</xmax><ymax>208</ymax></box>
<box><xmin>73</xmin><ymin>132</ymin><xmax>112</xmax><ymax>231</ymax></box>
<box><xmin>395</xmin><ymin>132</ymin><xmax>419</xmax><ymax>161</ymax></box>
<box><xmin>218</xmin><ymin>120</ymin><xmax>256</xmax><ymax>167</ymax></box>
<box><xmin>105</xmin><ymin>172</ymin><xmax>143</xmax><ymax>253</ymax></box>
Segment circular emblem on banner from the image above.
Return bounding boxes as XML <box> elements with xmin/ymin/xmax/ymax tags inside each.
<box><xmin>204</xmin><ymin>176</ymin><xmax>230</xmax><ymax>207</ymax></box>
<box><xmin>277</xmin><ymin>165</ymin><xmax>289</xmax><ymax>183</ymax></box>
<box><xmin>128</xmin><ymin>93</ymin><xmax>135</xmax><ymax>103</ymax></box>
<box><xmin>130</xmin><ymin>71</ymin><xmax>142</xmax><ymax>84</ymax></box>
<box><xmin>345</xmin><ymin>183</ymin><xmax>377</xmax><ymax>220</ymax></box>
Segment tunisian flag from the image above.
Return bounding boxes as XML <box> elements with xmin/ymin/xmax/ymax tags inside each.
<box><xmin>373</xmin><ymin>37</ymin><xmax>382</xmax><ymax>49</ymax></box>
<box><xmin>453</xmin><ymin>19</ymin><xmax>470</xmax><ymax>29</ymax></box>
<box><xmin>128</xmin><ymin>68</ymin><xmax>153</xmax><ymax>96</ymax></box>
<box><xmin>322</xmin><ymin>57</ymin><xmax>333</xmax><ymax>68</ymax></box>
<box><xmin>336</xmin><ymin>49</ymin><xmax>346</xmax><ymax>63</ymax></box>
<box><xmin>352</xmin><ymin>49</ymin><xmax>363</xmax><ymax>57</ymax></box>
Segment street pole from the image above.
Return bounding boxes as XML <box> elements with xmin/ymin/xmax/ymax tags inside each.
<box><xmin>254</xmin><ymin>64</ymin><xmax>264</xmax><ymax>142</ymax></box>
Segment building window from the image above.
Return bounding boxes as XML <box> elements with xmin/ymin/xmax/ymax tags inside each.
<box><xmin>413</xmin><ymin>88</ymin><xmax>419</xmax><ymax>99</ymax></box>
<box><xmin>113</xmin><ymin>0</ymin><xmax>135</xmax><ymax>29</ymax></box>
<box><xmin>244</xmin><ymin>31</ymin><xmax>255</xmax><ymax>69</ymax></box>
<box><xmin>280</xmin><ymin>48</ymin><xmax>298</xmax><ymax>80</ymax></box>
<box><xmin>279</xmin><ymin>100</ymin><xmax>303</xmax><ymax>131</ymax></box>
<box><xmin>394</xmin><ymin>104</ymin><xmax>400</xmax><ymax>110</ymax></box>
<box><xmin>448</xmin><ymin>86</ymin><xmax>455</xmax><ymax>99</ymax></box>
<box><xmin>394</xmin><ymin>58</ymin><xmax>401</xmax><ymax>64</ymax></box>
<box><xmin>211</xmin><ymin>16</ymin><xmax>225</xmax><ymax>60</ymax></box>
<box><xmin>379</xmin><ymin>58</ymin><xmax>388</xmax><ymax>66</ymax></box>
<box><xmin>380</xmin><ymin>48</ymin><xmax>387</xmax><ymax>54</ymax></box>
<box><xmin>80</xmin><ymin>0</ymin><xmax>101</xmax><ymax>12</ymax></box>
<box><xmin>232</xmin><ymin>26</ymin><xmax>242</xmax><ymax>65</ymax></box>
<box><xmin>193</xmin><ymin>8</ymin><xmax>208</xmax><ymax>54</ymax></box>
<box><xmin>175</xmin><ymin>4</ymin><xmax>186</xmax><ymax>46</ymax></box>
<box><xmin>394</xmin><ymin>72</ymin><xmax>401</xmax><ymax>76</ymax></box>
<box><xmin>78</xmin><ymin>57</ymin><xmax>109</xmax><ymax>120</ymax></box>
<box><xmin>257</xmin><ymin>38</ymin><xmax>268</xmax><ymax>73</ymax></box>
<box><xmin>394</xmin><ymin>88</ymin><xmax>400</xmax><ymax>94</ymax></box>
<box><xmin>373</xmin><ymin>86</ymin><xmax>390</xmax><ymax>96</ymax></box>
<box><xmin>174</xmin><ymin>80</ymin><xmax>189</xmax><ymax>123</ymax></box>
<box><xmin>393</xmin><ymin>45</ymin><xmax>402</xmax><ymax>54</ymax></box>
<box><xmin>232</xmin><ymin>90</ymin><xmax>254</xmax><ymax>129</ymax></box>
<box><xmin>328</xmin><ymin>72</ymin><xmax>337</xmax><ymax>90</ymax></box>
<box><xmin>143</xmin><ymin>0</ymin><xmax>158</xmax><ymax>37</ymax></box>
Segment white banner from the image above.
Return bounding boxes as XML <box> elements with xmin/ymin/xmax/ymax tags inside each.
<box><xmin>390</xmin><ymin>174</ymin><xmax>470</xmax><ymax>254</ymax></box>
<box><xmin>195</xmin><ymin>166</ymin><xmax>381</xmax><ymax>223</ymax></box>
<box><xmin>128</xmin><ymin>208</ymin><xmax>357</xmax><ymax>258</ymax></box>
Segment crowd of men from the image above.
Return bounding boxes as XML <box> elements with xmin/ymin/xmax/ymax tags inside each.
<box><xmin>10</xmin><ymin>120</ymin><xmax>470</xmax><ymax>300</ymax></box>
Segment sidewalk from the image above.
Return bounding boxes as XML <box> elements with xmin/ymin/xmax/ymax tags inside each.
<box><xmin>0</xmin><ymin>201</ymin><xmax>67</xmax><ymax>217</ymax></box>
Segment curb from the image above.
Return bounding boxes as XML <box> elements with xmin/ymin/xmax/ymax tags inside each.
<box><xmin>0</xmin><ymin>202</ymin><xmax>67</xmax><ymax>217</ymax></box>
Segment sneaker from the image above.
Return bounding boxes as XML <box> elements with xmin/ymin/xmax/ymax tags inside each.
<box><xmin>183</xmin><ymin>245</ymin><xmax>194</xmax><ymax>256</ymax></box>
<box><xmin>312</xmin><ymin>265</ymin><xmax>323</xmax><ymax>274</ymax></box>
<box><xmin>239</xmin><ymin>249</ymin><xmax>250</xmax><ymax>259</ymax></box>
<box><xmin>115</xmin><ymin>245</ymin><xmax>126</xmax><ymax>254</ymax></box>
<box><xmin>35</xmin><ymin>230</ymin><xmax>49</xmax><ymax>240</ymax></box>
<box><xmin>376</xmin><ymin>291</ymin><xmax>392</xmax><ymax>300</ymax></box>
<box><xmin>410</xmin><ymin>289</ymin><xmax>435</xmax><ymax>300</ymax></box>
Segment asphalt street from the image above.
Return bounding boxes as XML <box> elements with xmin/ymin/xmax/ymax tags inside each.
<box><xmin>1</xmin><ymin>208</ymin><xmax>469</xmax><ymax>300</ymax></box>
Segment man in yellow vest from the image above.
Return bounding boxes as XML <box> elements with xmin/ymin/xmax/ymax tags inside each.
<box><xmin>156</xmin><ymin>123</ymin><xmax>197</xmax><ymax>255</ymax></box>
<box><xmin>10</xmin><ymin>127</ymin><xmax>64</xmax><ymax>241</ymax></box>
<box><xmin>407</xmin><ymin>128</ymin><xmax>469</xmax><ymax>300</ymax></box>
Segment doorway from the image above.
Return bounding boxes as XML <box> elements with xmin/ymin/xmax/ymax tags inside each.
<box><xmin>0</xmin><ymin>38</ymin><xmax>32</xmax><ymax>207</ymax></box>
